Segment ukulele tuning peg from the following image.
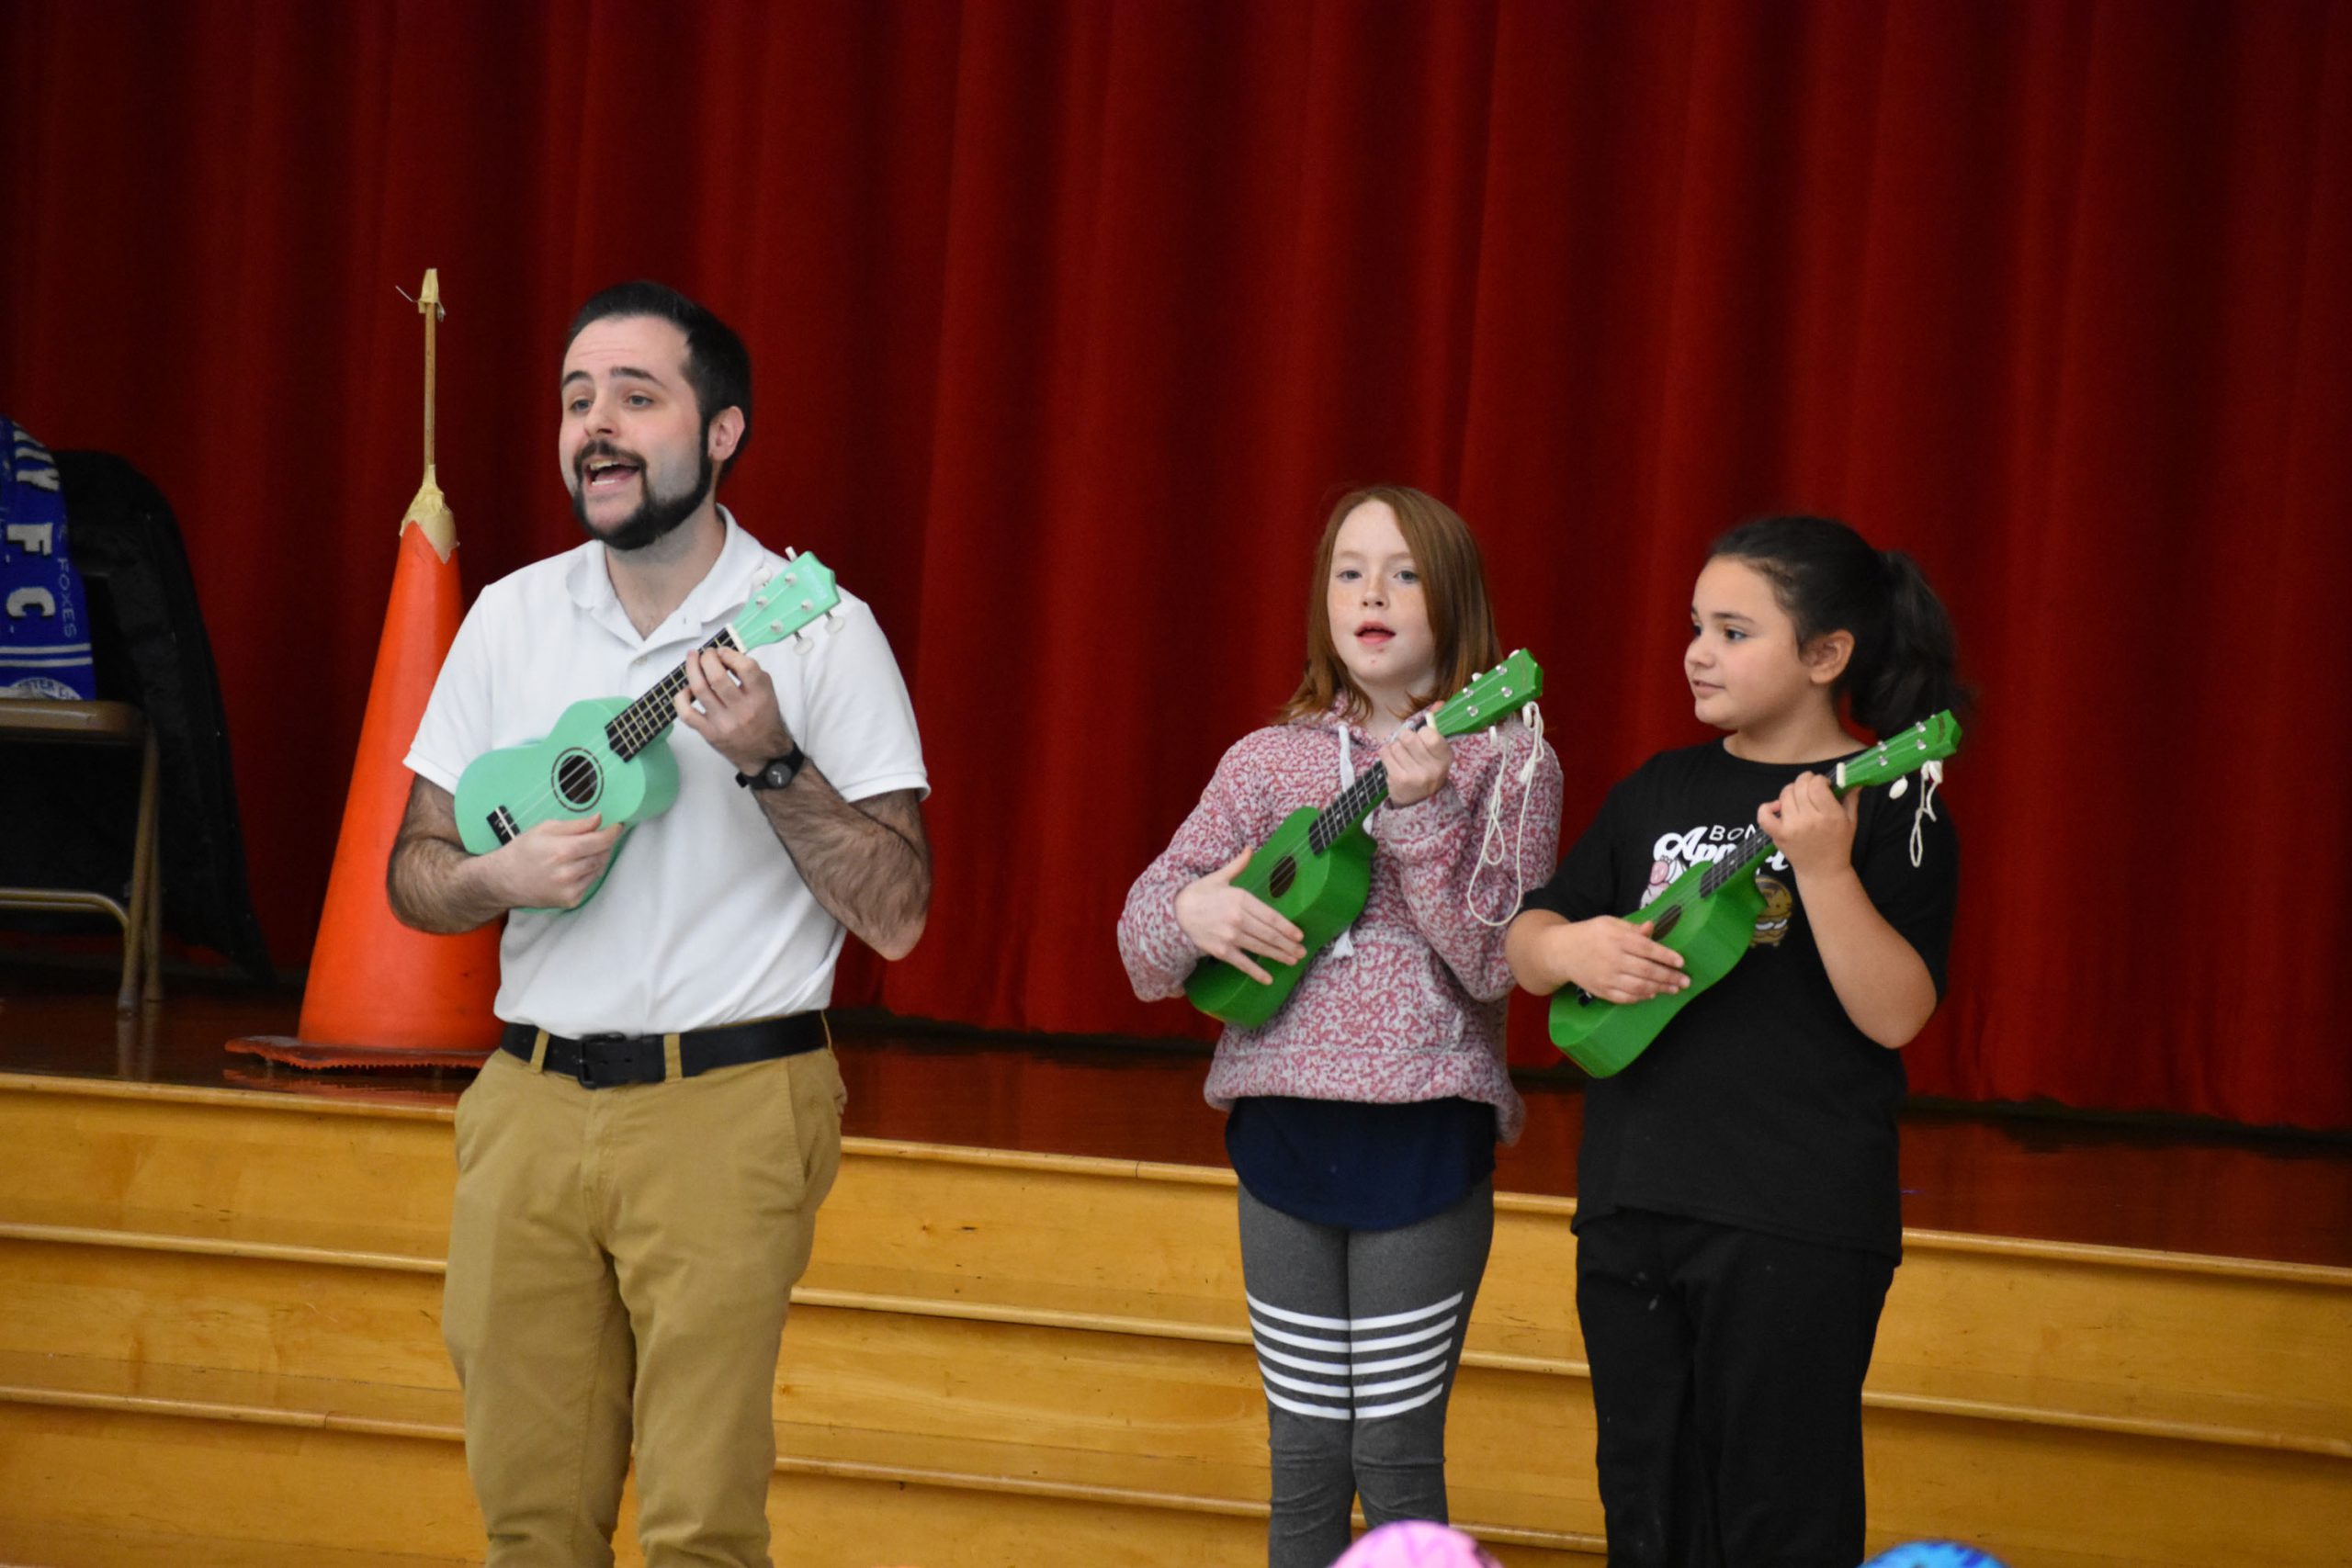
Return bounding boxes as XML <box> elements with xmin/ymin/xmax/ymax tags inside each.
<box><xmin>784</xmin><ymin>547</ymin><xmax>799</xmax><ymax>561</ymax></box>
<box><xmin>1888</xmin><ymin>777</ymin><xmax>1909</xmax><ymax>800</ymax></box>
<box><xmin>783</xmin><ymin>573</ymin><xmax>798</xmax><ymax>588</ymax></box>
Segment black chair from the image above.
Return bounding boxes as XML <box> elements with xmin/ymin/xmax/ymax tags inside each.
<box><xmin>0</xmin><ymin>452</ymin><xmax>273</xmax><ymax>993</ymax></box>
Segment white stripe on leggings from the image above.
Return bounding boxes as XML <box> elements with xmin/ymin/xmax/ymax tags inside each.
<box><xmin>1247</xmin><ymin>1289</ymin><xmax>1466</xmax><ymax>1424</ymax></box>
<box><xmin>1245</xmin><ymin>1289</ymin><xmax>1464</xmax><ymax>1332</ymax></box>
<box><xmin>1351</xmin><ymin>1338</ymin><xmax>1454</xmax><ymax>1376</ymax></box>
<box><xmin>1255</xmin><ymin>1341</ymin><xmax>1353</xmax><ymax>1376</ymax></box>
<box><xmin>1248</xmin><ymin>1318</ymin><xmax>1353</xmax><ymax>1354</ymax></box>
<box><xmin>1351</xmin><ymin>1359</ymin><xmax>1451</xmax><ymax>1399</ymax></box>
<box><xmin>1262</xmin><ymin>1383</ymin><xmax>1355</xmax><ymax>1421</ymax></box>
<box><xmin>1259</xmin><ymin>1361</ymin><xmax>1354</xmax><ymax>1400</ymax></box>
<box><xmin>1344</xmin><ymin>1315</ymin><xmax>1459</xmax><ymax>1354</ymax></box>
<box><xmin>1355</xmin><ymin>1380</ymin><xmax>1450</xmax><ymax>1420</ymax></box>
<box><xmin>1261</xmin><ymin>1372</ymin><xmax>1451</xmax><ymax>1424</ymax></box>
<box><xmin>1246</xmin><ymin>1310</ymin><xmax>1457</xmax><ymax>1356</ymax></box>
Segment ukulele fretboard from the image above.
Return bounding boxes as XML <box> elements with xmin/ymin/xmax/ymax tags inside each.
<box><xmin>1698</xmin><ymin>826</ymin><xmax>1777</xmax><ymax>897</ymax></box>
<box><xmin>603</xmin><ymin>626</ymin><xmax>746</xmax><ymax>761</ymax></box>
<box><xmin>1306</xmin><ymin>762</ymin><xmax>1392</xmax><ymax>854</ymax></box>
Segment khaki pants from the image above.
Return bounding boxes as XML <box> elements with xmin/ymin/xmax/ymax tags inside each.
<box><xmin>443</xmin><ymin>1043</ymin><xmax>846</xmax><ymax>1568</ymax></box>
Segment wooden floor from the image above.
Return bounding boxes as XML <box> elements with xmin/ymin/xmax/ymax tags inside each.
<box><xmin>3</xmin><ymin>956</ymin><xmax>2349</xmax><ymax>1567</ymax></box>
<box><xmin>2</xmin><ymin>957</ymin><xmax>2347</xmax><ymax>1269</ymax></box>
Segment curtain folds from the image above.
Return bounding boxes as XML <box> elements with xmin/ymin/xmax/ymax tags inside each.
<box><xmin>5</xmin><ymin>0</ymin><xmax>2346</xmax><ymax>1126</ymax></box>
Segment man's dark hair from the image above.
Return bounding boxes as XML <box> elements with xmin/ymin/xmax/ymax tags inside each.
<box><xmin>565</xmin><ymin>281</ymin><xmax>753</xmax><ymax>480</ymax></box>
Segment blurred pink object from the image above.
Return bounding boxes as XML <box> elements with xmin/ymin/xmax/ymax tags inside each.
<box><xmin>1333</xmin><ymin>1521</ymin><xmax>1504</xmax><ymax>1567</ymax></box>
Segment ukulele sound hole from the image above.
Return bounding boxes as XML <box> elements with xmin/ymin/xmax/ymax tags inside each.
<box><xmin>1651</xmin><ymin>904</ymin><xmax>1683</xmax><ymax>940</ymax></box>
<box><xmin>552</xmin><ymin>750</ymin><xmax>604</xmax><ymax>810</ymax></box>
<box><xmin>1268</xmin><ymin>857</ymin><xmax>1298</xmax><ymax>898</ymax></box>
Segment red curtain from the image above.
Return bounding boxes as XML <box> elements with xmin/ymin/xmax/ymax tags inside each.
<box><xmin>4</xmin><ymin>0</ymin><xmax>2346</xmax><ymax>1128</ymax></box>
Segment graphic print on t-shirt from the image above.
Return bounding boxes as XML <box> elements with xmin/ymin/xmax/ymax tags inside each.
<box><xmin>1750</xmin><ymin>874</ymin><xmax>1793</xmax><ymax>947</ymax></box>
<box><xmin>1641</xmin><ymin>823</ymin><xmax>1794</xmax><ymax>949</ymax></box>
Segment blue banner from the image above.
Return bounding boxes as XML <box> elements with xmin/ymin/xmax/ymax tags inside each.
<box><xmin>0</xmin><ymin>417</ymin><xmax>96</xmax><ymax>700</ymax></box>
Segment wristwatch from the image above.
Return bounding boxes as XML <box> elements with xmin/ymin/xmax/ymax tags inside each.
<box><xmin>735</xmin><ymin>746</ymin><xmax>807</xmax><ymax>792</ymax></box>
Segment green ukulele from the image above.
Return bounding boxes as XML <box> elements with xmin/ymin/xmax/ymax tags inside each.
<box><xmin>453</xmin><ymin>552</ymin><xmax>842</xmax><ymax>909</ymax></box>
<box><xmin>1547</xmin><ymin>710</ymin><xmax>1962</xmax><ymax>1077</ymax></box>
<box><xmin>1185</xmin><ymin>650</ymin><xmax>1544</xmax><ymax>1028</ymax></box>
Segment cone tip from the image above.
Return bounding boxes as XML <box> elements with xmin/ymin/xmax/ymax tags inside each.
<box><xmin>401</xmin><ymin>466</ymin><xmax>458</xmax><ymax>559</ymax></box>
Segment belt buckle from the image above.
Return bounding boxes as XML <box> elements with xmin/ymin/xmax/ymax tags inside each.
<box><xmin>574</xmin><ymin>1032</ymin><xmax>632</xmax><ymax>1089</ymax></box>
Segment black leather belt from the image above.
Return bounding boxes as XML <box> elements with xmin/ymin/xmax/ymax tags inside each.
<box><xmin>501</xmin><ymin>1014</ymin><xmax>827</xmax><ymax>1089</ymax></box>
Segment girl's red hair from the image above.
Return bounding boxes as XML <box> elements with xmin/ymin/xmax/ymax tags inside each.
<box><xmin>1280</xmin><ymin>485</ymin><xmax>1502</xmax><ymax>727</ymax></box>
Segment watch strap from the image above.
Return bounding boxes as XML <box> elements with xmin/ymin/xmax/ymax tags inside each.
<box><xmin>735</xmin><ymin>745</ymin><xmax>807</xmax><ymax>791</ymax></box>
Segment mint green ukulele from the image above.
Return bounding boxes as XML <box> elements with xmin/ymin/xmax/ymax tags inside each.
<box><xmin>1548</xmin><ymin>711</ymin><xmax>1962</xmax><ymax>1077</ymax></box>
<box><xmin>453</xmin><ymin>552</ymin><xmax>842</xmax><ymax>909</ymax></box>
<box><xmin>1185</xmin><ymin>650</ymin><xmax>1544</xmax><ymax>1028</ymax></box>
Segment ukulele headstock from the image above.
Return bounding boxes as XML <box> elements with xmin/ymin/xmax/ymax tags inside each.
<box><xmin>1433</xmin><ymin>649</ymin><xmax>1544</xmax><ymax>739</ymax></box>
<box><xmin>1836</xmin><ymin>710</ymin><xmax>1962</xmax><ymax>792</ymax></box>
<box><xmin>734</xmin><ymin>550</ymin><xmax>842</xmax><ymax>651</ymax></box>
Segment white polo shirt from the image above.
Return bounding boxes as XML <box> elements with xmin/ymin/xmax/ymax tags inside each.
<box><xmin>405</xmin><ymin>512</ymin><xmax>928</xmax><ymax>1036</ymax></box>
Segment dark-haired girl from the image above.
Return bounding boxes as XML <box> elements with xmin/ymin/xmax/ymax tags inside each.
<box><xmin>1506</xmin><ymin>515</ymin><xmax>1966</xmax><ymax>1567</ymax></box>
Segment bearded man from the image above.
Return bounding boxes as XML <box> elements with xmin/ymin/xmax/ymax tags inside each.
<box><xmin>389</xmin><ymin>280</ymin><xmax>930</xmax><ymax>1568</ymax></box>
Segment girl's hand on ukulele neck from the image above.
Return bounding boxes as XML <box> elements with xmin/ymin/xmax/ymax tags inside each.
<box><xmin>1562</xmin><ymin>916</ymin><xmax>1689</xmax><ymax>1006</ymax></box>
<box><xmin>1757</xmin><ymin>772</ymin><xmax>1860</xmax><ymax>882</ymax></box>
<box><xmin>1176</xmin><ymin>849</ymin><xmax>1308</xmax><ymax>985</ymax></box>
<box><xmin>1381</xmin><ymin>716</ymin><xmax>1453</xmax><ymax>808</ymax></box>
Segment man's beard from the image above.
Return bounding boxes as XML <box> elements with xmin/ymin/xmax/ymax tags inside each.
<box><xmin>572</xmin><ymin>434</ymin><xmax>717</xmax><ymax>553</ymax></box>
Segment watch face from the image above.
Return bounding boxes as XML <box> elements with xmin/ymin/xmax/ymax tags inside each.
<box><xmin>763</xmin><ymin>761</ymin><xmax>793</xmax><ymax>788</ymax></box>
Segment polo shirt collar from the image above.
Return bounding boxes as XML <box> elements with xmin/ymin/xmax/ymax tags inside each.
<box><xmin>562</xmin><ymin>506</ymin><xmax>763</xmax><ymax>647</ymax></box>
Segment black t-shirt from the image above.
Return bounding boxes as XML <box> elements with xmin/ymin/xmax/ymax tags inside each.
<box><xmin>1521</xmin><ymin>739</ymin><xmax>1959</xmax><ymax>1259</ymax></box>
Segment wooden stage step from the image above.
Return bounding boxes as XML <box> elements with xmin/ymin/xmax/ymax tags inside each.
<box><xmin>2</xmin><ymin>1072</ymin><xmax>2347</xmax><ymax>1567</ymax></box>
<box><xmin>0</xmin><ymin>1520</ymin><xmax>470</xmax><ymax>1568</ymax></box>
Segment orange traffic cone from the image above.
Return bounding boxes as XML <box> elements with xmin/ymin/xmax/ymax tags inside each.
<box><xmin>232</xmin><ymin>271</ymin><xmax>502</xmax><ymax>1068</ymax></box>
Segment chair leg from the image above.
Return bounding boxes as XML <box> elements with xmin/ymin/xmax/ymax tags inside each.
<box><xmin>118</xmin><ymin>726</ymin><xmax>162</xmax><ymax>1012</ymax></box>
<box><xmin>143</xmin><ymin>796</ymin><xmax>164</xmax><ymax>1006</ymax></box>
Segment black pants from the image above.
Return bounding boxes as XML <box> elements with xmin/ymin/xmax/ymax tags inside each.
<box><xmin>1576</xmin><ymin>1209</ymin><xmax>1894</xmax><ymax>1568</ymax></box>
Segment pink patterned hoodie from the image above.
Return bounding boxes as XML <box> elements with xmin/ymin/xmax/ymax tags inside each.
<box><xmin>1118</xmin><ymin>708</ymin><xmax>1561</xmax><ymax>1145</ymax></box>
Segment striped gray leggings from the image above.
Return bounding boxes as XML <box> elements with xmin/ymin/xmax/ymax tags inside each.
<box><xmin>1236</xmin><ymin>1179</ymin><xmax>1496</xmax><ymax>1568</ymax></box>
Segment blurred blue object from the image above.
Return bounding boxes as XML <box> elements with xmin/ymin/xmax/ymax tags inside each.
<box><xmin>1</xmin><ymin>417</ymin><xmax>96</xmax><ymax>700</ymax></box>
<box><xmin>1861</xmin><ymin>1544</ymin><xmax>2009</xmax><ymax>1568</ymax></box>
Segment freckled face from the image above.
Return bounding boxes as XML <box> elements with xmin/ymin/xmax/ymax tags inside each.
<box><xmin>1329</xmin><ymin>500</ymin><xmax>1436</xmax><ymax>721</ymax></box>
<box><xmin>1685</xmin><ymin>556</ymin><xmax>1819</xmax><ymax>734</ymax></box>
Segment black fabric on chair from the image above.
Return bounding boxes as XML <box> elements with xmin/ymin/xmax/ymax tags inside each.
<box><xmin>0</xmin><ymin>451</ymin><xmax>274</xmax><ymax>983</ymax></box>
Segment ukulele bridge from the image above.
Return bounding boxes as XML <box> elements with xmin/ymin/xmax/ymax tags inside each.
<box><xmin>486</xmin><ymin>807</ymin><xmax>520</xmax><ymax>845</ymax></box>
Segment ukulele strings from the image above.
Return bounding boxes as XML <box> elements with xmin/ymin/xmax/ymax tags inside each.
<box><xmin>493</xmin><ymin>615</ymin><xmax>756</xmax><ymax>829</ymax></box>
<box><xmin>1249</xmin><ymin>682</ymin><xmax>1520</xmax><ymax>899</ymax></box>
<box><xmin>490</xmin><ymin>559</ymin><xmax>834</xmax><ymax>832</ymax></box>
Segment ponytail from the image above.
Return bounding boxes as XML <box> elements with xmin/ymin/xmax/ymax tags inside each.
<box><xmin>1709</xmin><ymin>515</ymin><xmax>1972</xmax><ymax>738</ymax></box>
<box><xmin>1855</xmin><ymin>548</ymin><xmax>1967</xmax><ymax>736</ymax></box>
